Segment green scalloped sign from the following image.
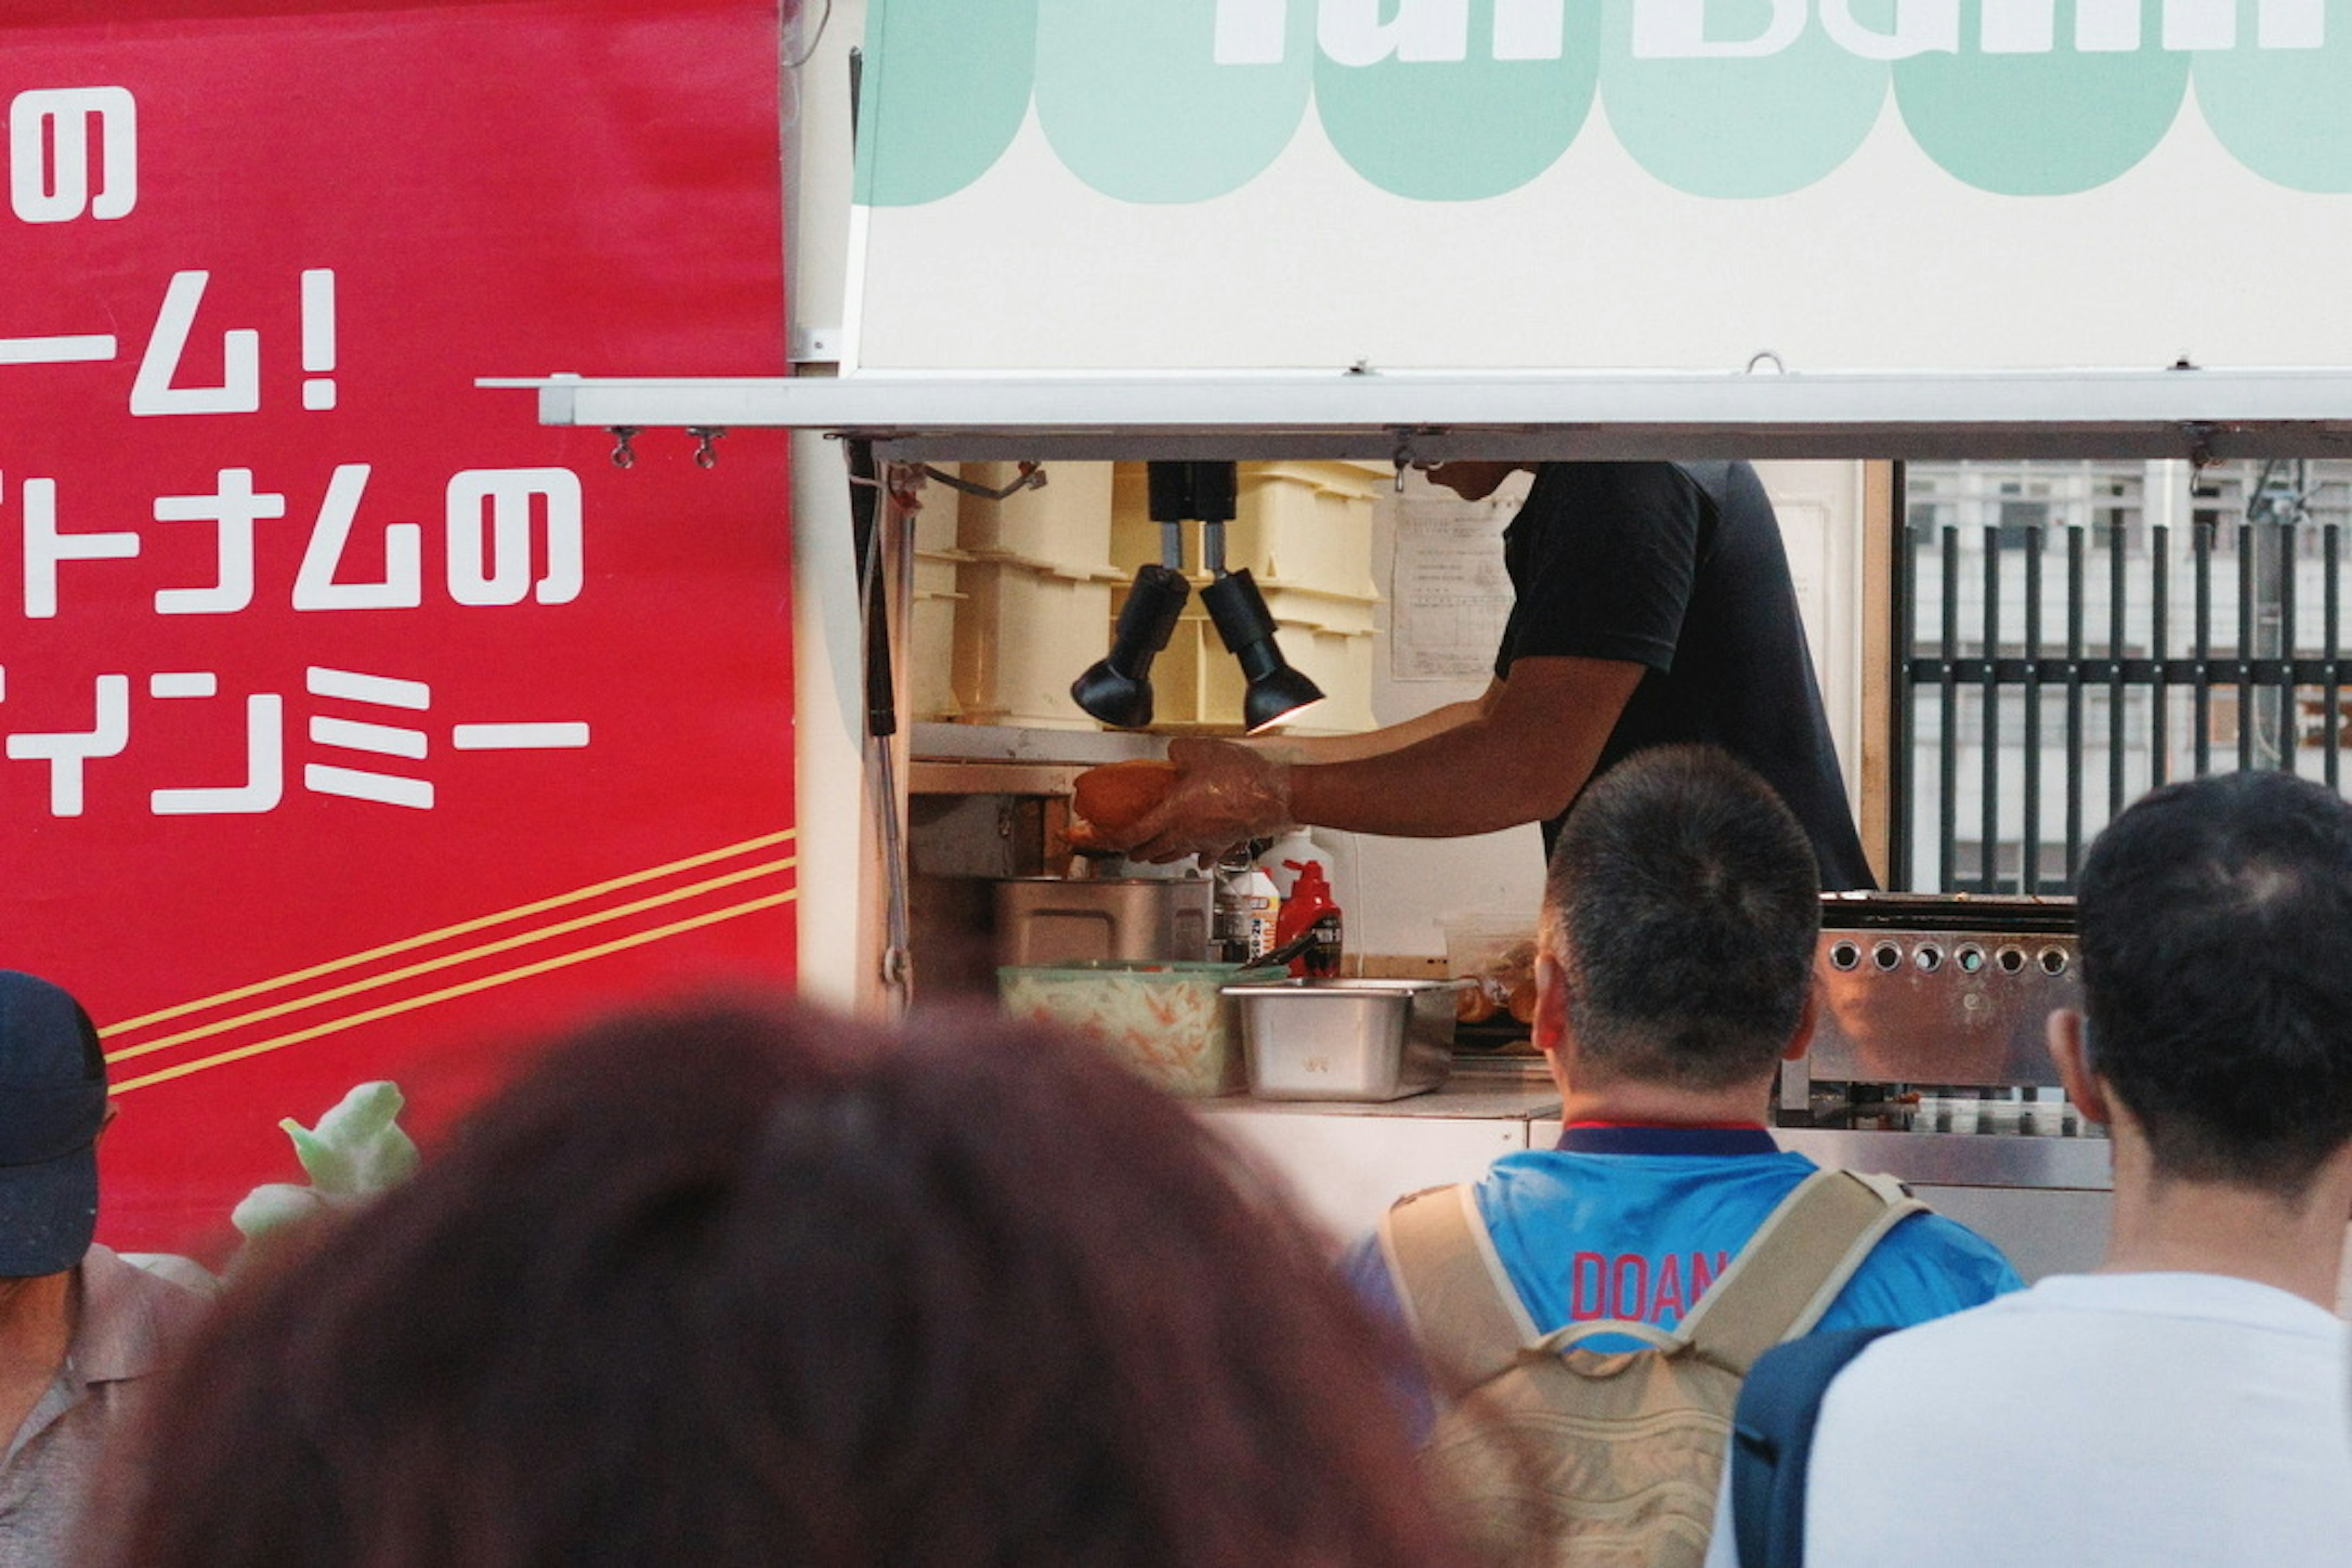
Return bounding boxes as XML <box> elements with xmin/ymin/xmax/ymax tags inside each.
<box><xmin>856</xmin><ymin>0</ymin><xmax>2351</xmax><ymax>205</ymax></box>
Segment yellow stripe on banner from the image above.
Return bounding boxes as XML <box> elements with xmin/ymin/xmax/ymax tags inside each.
<box><xmin>105</xmin><ymin>857</ymin><xmax>797</xmax><ymax>1066</ymax></box>
<box><xmin>110</xmin><ymin>888</ymin><xmax>799</xmax><ymax>1095</ymax></box>
<box><xmin>103</xmin><ymin>829</ymin><xmax>797</xmax><ymax>1036</ymax></box>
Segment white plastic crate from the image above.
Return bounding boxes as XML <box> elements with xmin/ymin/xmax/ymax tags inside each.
<box><xmin>910</xmin><ymin>477</ymin><xmax>967</xmax><ymax>722</ymax></box>
<box><xmin>1110</xmin><ymin>461</ymin><xmax>1382</xmax><ymax>601</ymax></box>
<box><xmin>1233</xmin><ymin>461</ymin><xmax>1382</xmax><ymax>598</ymax></box>
<box><xmin>949</xmin><ymin>556</ymin><xmax>1123</xmax><ymax>729</ymax></box>
<box><xmin>1124</xmin><ymin>608</ymin><xmax>1375</xmax><ymax>736</ymax></box>
<box><xmin>910</xmin><ymin>552</ymin><xmax>966</xmax><ymax>722</ymax></box>
<box><xmin>1253</xmin><ymin>579</ymin><xmax>1378</xmax><ymax>638</ymax></box>
<box><xmin>1276</xmin><ymin>620</ymin><xmax>1377</xmax><ymax>736</ymax></box>
<box><xmin>957</xmin><ymin>460</ymin><xmax>1116</xmax><ymax>572</ymax></box>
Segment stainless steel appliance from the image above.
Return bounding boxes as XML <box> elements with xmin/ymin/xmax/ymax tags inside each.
<box><xmin>1805</xmin><ymin>891</ymin><xmax>2080</xmax><ymax>1090</ymax></box>
<box><xmin>1777</xmin><ymin>893</ymin><xmax>2110</xmax><ymax>1280</ymax></box>
<box><xmin>992</xmin><ymin>876</ymin><xmax>1213</xmax><ymax>968</ymax></box>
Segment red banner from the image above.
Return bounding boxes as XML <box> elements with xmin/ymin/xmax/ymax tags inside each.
<box><xmin>2</xmin><ymin>0</ymin><xmax>794</xmax><ymax>1256</ymax></box>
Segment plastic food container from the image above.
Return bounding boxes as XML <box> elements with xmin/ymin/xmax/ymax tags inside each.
<box><xmin>1439</xmin><ymin>911</ymin><xmax>1541</xmax><ymax>1050</ymax></box>
<box><xmin>998</xmin><ymin>960</ymin><xmax>1250</xmax><ymax>1097</ymax></box>
<box><xmin>1221</xmin><ymin>978</ymin><xmax>1467</xmax><ymax>1101</ymax></box>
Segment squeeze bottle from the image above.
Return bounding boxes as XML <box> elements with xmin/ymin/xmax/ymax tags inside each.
<box><xmin>1273</xmin><ymin>861</ymin><xmax>1343</xmax><ymax>978</ymax></box>
<box><xmin>1257</xmin><ymin>827</ymin><xmax>1334</xmax><ymax>903</ymax></box>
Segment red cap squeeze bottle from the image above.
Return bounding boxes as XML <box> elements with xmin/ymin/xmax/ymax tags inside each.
<box><xmin>1273</xmin><ymin>861</ymin><xmax>1343</xmax><ymax>978</ymax></box>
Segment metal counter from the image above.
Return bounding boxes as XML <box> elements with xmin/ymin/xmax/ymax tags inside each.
<box><xmin>1770</xmin><ymin>1125</ymin><xmax>2110</xmax><ymax>1192</ymax></box>
<box><xmin>1201</xmin><ymin>1066</ymin><xmax>2113</xmax><ymax>1280</ymax></box>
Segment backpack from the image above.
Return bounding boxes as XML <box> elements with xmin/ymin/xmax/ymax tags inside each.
<box><xmin>1723</xmin><ymin>1324</ymin><xmax>1896</xmax><ymax>1568</ymax></box>
<box><xmin>1378</xmin><ymin>1168</ymin><xmax>1924</xmax><ymax>1568</ymax></box>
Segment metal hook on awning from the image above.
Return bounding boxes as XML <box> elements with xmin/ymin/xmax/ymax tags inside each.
<box><xmin>2185</xmin><ymin>422</ymin><xmax>2220</xmax><ymax>471</ymax></box>
<box><xmin>608</xmin><ymin>426</ymin><xmax>639</xmax><ymax>469</ymax></box>
<box><xmin>1392</xmin><ymin>437</ymin><xmax>1415</xmax><ymax>493</ymax></box>
<box><xmin>687</xmin><ymin>427</ymin><xmax>726</xmax><ymax>469</ymax></box>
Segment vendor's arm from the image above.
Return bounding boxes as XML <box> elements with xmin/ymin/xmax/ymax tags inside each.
<box><xmin>1240</xmin><ymin>462</ymin><xmax>1536</xmax><ymax>771</ymax></box>
<box><xmin>1287</xmin><ymin>655</ymin><xmax>1640</xmax><ymax>837</ymax></box>
<box><xmin>1122</xmin><ymin>655</ymin><xmax>1638</xmax><ymax>859</ymax></box>
<box><xmin>1243</xmin><ymin>695</ymin><xmax>1486</xmax><ymax>765</ymax></box>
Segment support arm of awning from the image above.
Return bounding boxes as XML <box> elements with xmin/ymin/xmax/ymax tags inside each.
<box><xmin>477</xmin><ymin>368</ymin><xmax>2352</xmax><ymax>463</ymax></box>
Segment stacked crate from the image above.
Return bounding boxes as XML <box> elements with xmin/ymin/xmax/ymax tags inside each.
<box><xmin>941</xmin><ymin>462</ymin><xmax>1123</xmax><ymax>729</ymax></box>
<box><xmin>907</xmin><ymin>472</ymin><xmax>966</xmax><ymax>722</ymax></box>
<box><xmin>916</xmin><ymin>460</ymin><xmax>1382</xmax><ymax>734</ymax></box>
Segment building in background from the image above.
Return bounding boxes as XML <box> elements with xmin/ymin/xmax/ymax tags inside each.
<box><xmin>1899</xmin><ymin>458</ymin><xmax>2352</xmax><ymax>892</ymax></box>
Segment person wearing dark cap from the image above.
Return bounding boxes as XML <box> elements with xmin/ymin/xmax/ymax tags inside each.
<box><xmin>0</xmin><ymin>971</ymin><xmax>208</xmax><ymax>1567</ymax></box>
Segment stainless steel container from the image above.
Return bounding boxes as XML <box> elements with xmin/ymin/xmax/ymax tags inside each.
<box><xmin>993</xmin><ymin>876</ymin><xmax>1213</xmax><ymax>968</ymax></box>
<box><xmin>1222</xmin><ymin>978</ymin><xmax>1464</xmax><ymax>1101</ymax></box>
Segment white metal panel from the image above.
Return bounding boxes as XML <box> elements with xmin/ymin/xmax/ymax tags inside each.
<box><xmin>1202</xmin><ymin>1102</ymin><xmax>1533</xmax><ymax>1247</ymax></box>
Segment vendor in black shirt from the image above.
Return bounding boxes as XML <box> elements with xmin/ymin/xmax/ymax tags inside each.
<box><xmin>1115</xmin><ymin>460</ymin><xmax>1875</xmax><ymax>892</ymax></box>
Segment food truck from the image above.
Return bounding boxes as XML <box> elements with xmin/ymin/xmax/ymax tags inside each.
<box><xmin>15</xmin><ymin>0</ymin><xmax>2352</xmax><ymax>1271</ymax></box>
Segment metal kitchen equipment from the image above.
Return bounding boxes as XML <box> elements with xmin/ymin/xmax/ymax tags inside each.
<box><xmin>1763</xmin><ymin>891</ymin><xmax>2112</xmax><ymax>1281</ymax></box>
<box><xmin>1801</xmin><ymin>891</ymin><xmax>2080</xmax><ymax>1092</ymax></box>
<box><xmin>993</xmin><ymin>875</ymin><xmax>1213</xmax><ymax>968</ymax></box>
<box><xmin>1222</xmin><ymin>977</ymin><xmax>1466</xmax><ymax>1102</ymax></box>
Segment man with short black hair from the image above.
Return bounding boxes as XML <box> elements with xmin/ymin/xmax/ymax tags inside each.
<box><xmin>1355</xmin><ymin>745</ymin><xmax>2012</xmax><ymax>1333</ymax></box>
<box><xmin>0</xmin><ymin>971</ymin><xmax>209</xmax><ymax>1567</ymax></box>
<box><xmin>1714</xmin><ymin>769</ymin><xmax>2352</xmax><ymax>1567</ymax></box>
<box><xmin>1348</xmin><ymin>746</ymin><xmax>2015</xmax><ymax>1559</ymax></box>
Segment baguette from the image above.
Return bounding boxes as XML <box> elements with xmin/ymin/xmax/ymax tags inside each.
<box><xmin>1071</xmin><ymin>759</ymin><xmax>1178</xmax><ymax>835</ymax></box>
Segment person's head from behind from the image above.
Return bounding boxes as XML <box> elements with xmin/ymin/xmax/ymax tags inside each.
<box><xmin>2064</xmin><ymin>769</ymin><xmax>2352</xmax><ymax>1196</ymax></box>
<box><xmin>100</xmin><ymin>999</ymin><xmax>1460</xmax><ymax>1568</ymax></box>
<box><xmin>0</xmin><ymin>970</ymin><xmax>110</xmax><ymax>1284</ymax></box>
<box><xmin>1537</xmin><ymin>745</ymin><xmax>1822</xmax><ymax>1102</ymax></box>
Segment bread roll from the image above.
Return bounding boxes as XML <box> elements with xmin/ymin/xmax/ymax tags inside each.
<box><xmin>1071</xmin><ymin>760</ymin><xmax>1178</xmax><ymax>834</ymax></box>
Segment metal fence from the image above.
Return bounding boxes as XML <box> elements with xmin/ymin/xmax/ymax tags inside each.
<box><xmin>1894</xmin><ymin>458</ymin><xmax>2352</xmax><ymax>893</ymax></box>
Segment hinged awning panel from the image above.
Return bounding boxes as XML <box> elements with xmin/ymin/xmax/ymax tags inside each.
<box><xmin>480</xmin><ymin>369</ymin><xmax>2352</xmax><ymax>462</ymax></box>
<box><xmin>840</xmin><ymin>2</ymin><xmax>2352</xmax><ymax>382</ymax></box>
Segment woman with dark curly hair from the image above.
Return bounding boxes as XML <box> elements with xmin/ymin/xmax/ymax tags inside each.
<box><xmin>91</xmin><ymin>999</ymin><xmax>1468</xmax><ymax>1568</ymax></box>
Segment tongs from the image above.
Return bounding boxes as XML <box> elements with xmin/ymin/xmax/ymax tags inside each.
<box><xmin>1232</xmin><ymin>925</ymin><xmax>1321</xmax><ymax>978</ymax></box>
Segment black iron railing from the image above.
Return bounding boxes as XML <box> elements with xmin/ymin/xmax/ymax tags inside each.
<box><xmin>1894</xmin><ymin>460</ymin><xmax>2351</xmax><ymax>893</ymax></box>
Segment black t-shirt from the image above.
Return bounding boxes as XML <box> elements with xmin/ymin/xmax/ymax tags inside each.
<box><xmin>1495</xmin><ymin>460</ymin><xmax>1875</xmax><ymax>891</ymax></box>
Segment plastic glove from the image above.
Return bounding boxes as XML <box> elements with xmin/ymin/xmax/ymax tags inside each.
<box><xmin>1124</xmin><ymin>737</ymin><xmax>1295</xmax><ymax>864</ymax></box>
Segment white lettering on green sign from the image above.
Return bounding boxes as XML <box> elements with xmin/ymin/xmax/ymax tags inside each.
<box><xmin>855</xmin><ymin>0</ymin><xmax>2352</xmax><ymax>208</ymax></box>
<box><xmin>1216</xmin><ymin>0</ymin><xmax>2323</xmax><ymax>61</ymax></box>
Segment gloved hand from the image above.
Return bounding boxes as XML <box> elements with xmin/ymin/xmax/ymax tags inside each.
<box><xmin>1121</xmin><ymin>737</ymin><xmax>1295</xmax><ymax>865</ymax></box>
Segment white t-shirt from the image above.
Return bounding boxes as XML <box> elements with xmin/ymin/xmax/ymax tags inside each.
<box><xmin>1703</xmin><ymin>1272</ymin><xmax>2352</xmax><ymax>1568</ymax></box>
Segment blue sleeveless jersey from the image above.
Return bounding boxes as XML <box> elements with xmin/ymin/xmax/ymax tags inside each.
<box><xmin>1347</xmin><ymin>1127</ymin><xmax>2022</xmax><ymax>1358</ymax></box>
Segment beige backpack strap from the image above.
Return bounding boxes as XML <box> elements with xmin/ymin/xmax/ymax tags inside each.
<box><xmin>1674</xmin><ymin>1169</ymin><xmax>1926</xmax><ymax>1375</ymax></box>
<box><xmin>1378</xmin><ymin>1183</ymin><xmax>1541</xmax><ymax>1401</ymax></box>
